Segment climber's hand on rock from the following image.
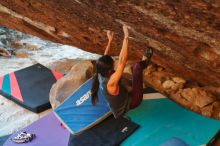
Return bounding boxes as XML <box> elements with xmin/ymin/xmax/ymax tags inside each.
<box><xmin>123</xmin><ymin>25</ymin><xmax>129</xmax><ymax>39</ymax></box>
<box><xmin>107</xmin><ymin>30</ymin><xmax>114</xmax><ymax>42</ymax></box>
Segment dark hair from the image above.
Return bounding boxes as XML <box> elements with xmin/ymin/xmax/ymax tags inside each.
<box><xmin>91</xmin><ymin>55</ymin><xmax>114</xmax><ymax>105</ymax></box>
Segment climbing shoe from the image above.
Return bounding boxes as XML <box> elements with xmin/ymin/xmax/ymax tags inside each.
<box><xmin>11</xmin><ymin>132</ymin><xmax>35</xmax><ymax>143</ymax></box>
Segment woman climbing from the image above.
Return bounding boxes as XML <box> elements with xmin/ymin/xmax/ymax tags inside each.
<box><xmin>91</xmin><ymin>25</ymin><xmax>153</xmax><ymax>118</ymax></box>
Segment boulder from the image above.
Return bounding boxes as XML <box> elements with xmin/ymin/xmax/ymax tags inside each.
<box><xmin>144</xmin><ymin>64</ymin><xmax>157</xmax><ymax>76</ymax></box>
<box><xmin>162</xmin><ymin>80</ymin><xmax>175</xmax><ymax>90</ymax></box>
<box><xmin>212</xmin><ymin>101</ymin><xmax>220</xmax><ymax>119</ymax></box>
<box><xmin>49</xmin><ymin>60</ymin><xmax>94</xmax><ymax>109</ymax></box>
<box><xmin>180</xmin><ymin>88</ymin><xmax>215</xmax><ymax>108</ymax></box>
<box><xmin>172</xmin><ymin>77</ymin><xmax>186</xmax><ymax>84</ymax></box>
<box><xmin>201</xmin><ymin>105</ymin><xmax>213</xmax><ymax>117</ymax></box>
<box><xmin>143</xmin><ymin>64</ymin><xmax>219</xmax><ymax>119</ymax></box>
<box><xmin>162</xmin><ymin>77</ymin><xmax>185</xmax><ymax>93</ymax></box>
<box><xmin>0</xmin><ymin>47</ymin><xmax>11</xmax><ymax>57</ymax></box>
<box><xmin>47</xmin><ymin>58</ymin><xmax>86</xmax><ymax>75</ymax></box>
<box><xmin>170</xmin><ymin>92</ymin><xmax>200</xmax><ymax>113</ymax></box>
<box><xmin>24</xmin><ymin>44</ymin><xmax>38</xmax><ymax>50</ymax></box>
<box><xmin>14</xmin><ymin>49</ymin><xmax>29</xmax><ymax>58</ymax></box>
<box><xmin>10</xmin><ymin>41</ymin><xmax>24</xmax><ymax>49</ymax></box>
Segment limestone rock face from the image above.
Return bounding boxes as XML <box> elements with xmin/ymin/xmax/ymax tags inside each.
<box><xmin>143</xmin><ymin>63</ymin><xmax>220</xmax><ymax>119</ymax></box>
<box><xmin>49</xmin><ymin>60</ymin><xmax>94</xmax><ymax>109</ymax></box>
<box><xmin>0</xmin><ymin>0</ymin><xmax>219</xmax><ymax>88</ymax></box>
<box><xmin>180</xmin><ymin>88</ymin><xmax>215</xmax><ymax>108</ymax></box>
<box><xmin>47</xmin><ymin>59</ymin><xmax>87</xmax><ymax>75</ymax></box>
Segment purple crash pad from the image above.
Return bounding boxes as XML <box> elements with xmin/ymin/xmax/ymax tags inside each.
<box><xmin>4</xmin><ymin>112</ymin><xmax>70</xmax><ymax>146</ymax></box>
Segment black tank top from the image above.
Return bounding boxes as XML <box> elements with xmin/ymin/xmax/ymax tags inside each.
<box><xmin>98</xmin><ymin>74</ymin><xmax>130</xmax><ymax>118</ymax></box>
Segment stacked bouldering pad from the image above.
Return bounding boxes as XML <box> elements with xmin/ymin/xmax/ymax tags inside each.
<box><xmin>0</xmin><ymin>63</ymin><xmax>62</xmax><ymax>113</ymax></box>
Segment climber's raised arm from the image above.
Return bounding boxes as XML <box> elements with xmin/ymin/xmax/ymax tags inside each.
<box><xmin>107</xmin><ymin>25</ymin><xmax>129</xmax><ymax>95</ymax></box>
<box><xmin>104</xmin><ymin>31</ymin><xmax>114</xmax><ymax>55</ymax></box>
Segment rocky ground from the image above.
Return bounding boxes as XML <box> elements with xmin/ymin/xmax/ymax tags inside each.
<box><xmin>143</xmin><ymin>63</ymin><xmax>220</xmax><ymax>120</ymax></box>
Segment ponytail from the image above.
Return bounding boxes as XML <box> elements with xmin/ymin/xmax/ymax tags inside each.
<box><xmin>91</xmin><ymin>73</ymin><xmax>99</xmax><ymax>105</ymax></box>
<box><xmin>91</xmin><ymin>55</ymin><xmax>114</xmax><ymax>105</ymax></box>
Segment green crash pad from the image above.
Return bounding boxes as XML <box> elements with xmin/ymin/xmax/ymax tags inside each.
<box><xmin>122</xmin><ymin>98</ymin><xmax>220</xmax><ymax>146</ymax></box>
